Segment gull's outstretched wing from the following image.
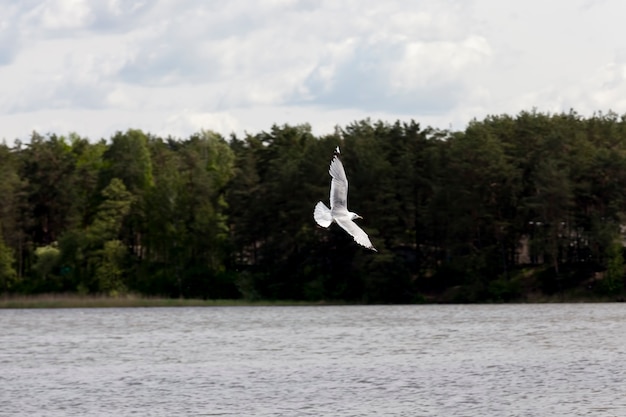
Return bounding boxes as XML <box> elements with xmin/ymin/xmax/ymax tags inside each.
<box><xmin>335</xmin><ymin>217</ymin><xmax>377</xmax><ymax>251</ymax></box>
<box><xmin>329</xmin><ymin>155</ymin><xmax>348</xmax><ymax>211</ymax></box>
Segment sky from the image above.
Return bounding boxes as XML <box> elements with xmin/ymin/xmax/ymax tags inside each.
<box><xmin>2</xmin><ymin>0</ymin><xmax>626</xmax><ymax>143</ymax></box>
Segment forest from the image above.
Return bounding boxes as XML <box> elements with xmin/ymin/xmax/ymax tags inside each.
<box><xmin>1</xmin><ymin>109</ymin><xmax>626</xmax><ymax>303</ymax></box>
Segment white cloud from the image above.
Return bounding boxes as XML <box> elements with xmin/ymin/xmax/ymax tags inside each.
<box><xmin>163</xmin><ymin>110</ymin><xmax>240</xmax><ymax>138</ymax></box>
<box><xmin>389</xmin><ymin>35</ymin><xmax>492</xmax><ymax>93</ymax></box>
<box><xmin>3</xmin><ymin>0</ymin><xmax>626</xmax><ymax>143</ymax></box>
<box><xmin>566</xmin><ymin>60</ymin><xmax>626</xmax><ymax>113</ymax></box>
<box><xmin>0</xmin><ymin>3</ymin><xmax>24</xmax><ymax>65</ymax></box>
<box><xmin>28</xmin><ymin>0</ymin><xmax>93</xmax><ymax>31</ymax></box>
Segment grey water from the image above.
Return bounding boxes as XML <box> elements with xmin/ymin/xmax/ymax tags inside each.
<box><xmin>1</xmin><ymin>304</ymin><xmax>626</xmax><ymax>417</ymax></box>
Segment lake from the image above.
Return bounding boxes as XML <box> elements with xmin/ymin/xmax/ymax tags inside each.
<box><xmin>2</xmin><ymin>304</ymin><xmax>625</xmax><ymax>416</ymax></box>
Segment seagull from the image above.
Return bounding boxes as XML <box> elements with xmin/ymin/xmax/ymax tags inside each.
<box><xmin>314</xmin><ymin>147</ymin><xmax>377</xmax><ymax>251</ymax></box>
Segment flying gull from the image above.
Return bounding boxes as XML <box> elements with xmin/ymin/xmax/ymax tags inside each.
<box><xmin>314</xmin><ymin>147</ymin><xmax>377</xmax><ymax>251</ymax></box>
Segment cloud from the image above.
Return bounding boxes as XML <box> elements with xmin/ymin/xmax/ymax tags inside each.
<box><xmin>566</xmin><ymin>59</ymin><xmax>626</xmax><ymax>113</ymax></box>
<box><xmin>114</xmin><ymin>0</ymin><xmax>325</xmax><ymax>94</ymax></box>
<box><xmin>25</xmin><ymin>0</ymin><xmax>92</xmax><ymax>31</ymax></box>
<box><xmin>304</xmin><ymin>35</ymin><xmax>491</xmax><ymax>114</ymax></box>
<box><xmin>109</xmin><ymin>0</ymin><xmax>490</xmax><ymax>115</ymax></box>
<box><xmin>4</xmin><ymin>0</ymin><xmax>626</xmax><ymax>144</ymax></box>
<box><xmin>0</xmin><ymin>24</ymin><xmax>19</xmax><ymax>66</ymax></box>
<box><xmin>162</xmin><ymin>110</ymin><xmax>240</xmax><ymax>138</ymax></box>
<box><xmin>0</xmin><ymin>3</ymin><xmax>23</xmax><ymax>66</ymax></box>
<box><xmin>19</xmin><ymin>0</ymin><xmax>153</xmax><ymax>35</ymax></box>
<box><xmin>4</xmin><ymin>0</ymin><xmax>491</xmax><ymax>120</ymax></box>
<box><xmin>0</xmin><ymin>32</ymin><xmax>130</xmax><ymax>114</ymax></box>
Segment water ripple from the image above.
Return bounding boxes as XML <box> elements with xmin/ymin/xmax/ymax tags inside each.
<box><xmin>1</xmin><ymin>304</ymin><xmax>626</xmax><ymax>416</ymax></box>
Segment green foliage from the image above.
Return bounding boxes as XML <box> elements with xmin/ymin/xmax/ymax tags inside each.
<box><xmin>94</xmin><ymin>240</ymin><xmax>128</xmax><ymax>296</ymax></box>
<box><xmin>4</xmin><ymin>111</ymin><xmax>626</xmax><ymax>302</ymax></box>
<box><xmin>21</xmin><ymin>133</ymin><xmax>78</xmax><ymax>244</ymax></box>
<box><xmin>135</xmin><ymin>131</ymin><xmax>236</xmax><ymax>297</ymax></box>
<box><xmin>101</xmin><ymin>129</ymin><xmax>154</xmax><ymax>194</ymax></box>
<box><xmin>33</xmin><ymin>245</ymin><xmax>61</xmax><ymax>279</ymax></box>
<box><xmin>600</xmin><ymin>240</ymin><xmax>624</xmax><ymax>295</ymax></box>
<box><xmin>487</xmin><ymin>277</ymin><xmax>522</xmax><ymax>302</ymax></box>
<box><xmin>30</xmin><ymin>244</ymin><xmax>62</xmax><ymax>292</ymax></box>
<box><xmin>89</xmin><ymin>178</ymin><xmax>133</xmax><ymax>243</ymax></box>
<box><xmin>0</xmin><ymin>229</ymin><xmax>18</xmax><ymax>291</ymax></box>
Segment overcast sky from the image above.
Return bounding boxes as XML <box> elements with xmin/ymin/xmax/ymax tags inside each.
<box><xmin>2</xmin><ymin>0</ymin><xmax>626</xmax><ymax>142</ymax></box>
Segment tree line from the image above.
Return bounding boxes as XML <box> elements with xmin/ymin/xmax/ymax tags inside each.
<box><xmin>1</xmin><ymin>110</ymin><xmax>625</xmax><ymax>302</ymax></box>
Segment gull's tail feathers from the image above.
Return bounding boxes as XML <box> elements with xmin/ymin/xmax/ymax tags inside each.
<box><xmin>314</xmin><ymin>202</ymin><xmax>333</xmax><ymax>228</ymax></box>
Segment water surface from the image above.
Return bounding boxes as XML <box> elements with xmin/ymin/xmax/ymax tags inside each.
<box><xmin>2</xmin><ymin>304</ymin><xmax>626</xmax><ymax>416</ymax></box>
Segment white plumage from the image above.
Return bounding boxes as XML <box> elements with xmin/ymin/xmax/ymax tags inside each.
<box><xmin>314</xmin><ymin>147</ymin><xmax>377</xmax><ymax>251</ymax></box>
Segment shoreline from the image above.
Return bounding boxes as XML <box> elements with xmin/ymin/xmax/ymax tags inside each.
<box><xmin>0</xmin><ymin>294</ymin><xmax>325</xmax><ymax>309</ymax></box>
<box><xmin>0</xmin><ymin>293</ymin><xmax>620</xmax><ymax>309</ymax></box>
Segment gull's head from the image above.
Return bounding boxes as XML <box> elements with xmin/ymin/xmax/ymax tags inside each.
<box><xmin>350</xmin><ymin>212</ymin><xmax>362</xmax><ymax>220</ymax></box>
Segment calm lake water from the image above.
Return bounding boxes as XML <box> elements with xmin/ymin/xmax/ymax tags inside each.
<box><xmin>2</xmin><ymin>304</ymin><xmax>626</xmax><ymax>416</ymax></box>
